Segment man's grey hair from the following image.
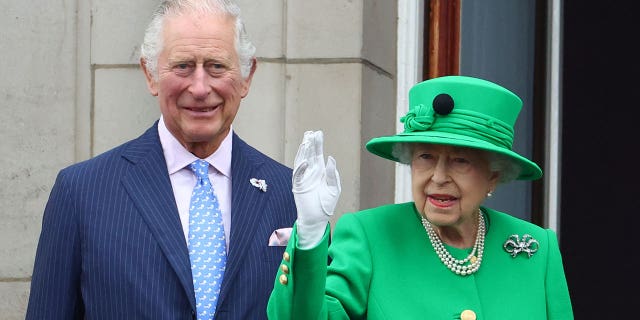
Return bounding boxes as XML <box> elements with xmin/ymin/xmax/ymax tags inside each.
<box><xmin>139</xmin><ymin>0</ymin><xmax>256</xmax><ymax>80</ymax></box>
<box><xmin>391</xmin><ymin>142</ymin><xmax>521</xmax><ymax>184</ymax></box>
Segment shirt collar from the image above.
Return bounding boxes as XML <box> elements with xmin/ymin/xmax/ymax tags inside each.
<box><xmin>158</xmin><ymin>115</ymin><xmax>232</xmax><ymax>178</ymax></box>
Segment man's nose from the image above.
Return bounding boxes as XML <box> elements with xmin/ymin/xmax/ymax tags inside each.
<box><xmin>188</xmin><ymin>66</ymin><xmax>211</xmax><ymax>98</ymax></box>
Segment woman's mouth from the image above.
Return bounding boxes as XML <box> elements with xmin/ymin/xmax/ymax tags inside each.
<box><xmin>427</xmin><ymin>194</ymin><xmax>457</xmax><ymax>208</ymax></box>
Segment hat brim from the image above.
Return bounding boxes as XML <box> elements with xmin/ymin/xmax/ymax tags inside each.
<box><xmin>366</xmin><ymin>131</ymin><xmax>542</xmax><ymax>180</ymax></box>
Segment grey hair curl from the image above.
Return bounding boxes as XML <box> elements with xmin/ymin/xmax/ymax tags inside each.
<box><xmin>139</xmin><ymin>0</ymin><xmax>256</xmax><ymax>80</ymax></box>
<box><xmin>391</xmin><ymin>142</ymin><xmax>521</xmax><ymax>184</ymax></box>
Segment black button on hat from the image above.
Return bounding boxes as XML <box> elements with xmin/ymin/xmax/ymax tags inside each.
<box><xmin>433</xmin><ymin>93</ymin><xmax>454</xmax><ymax>115</ymax></box>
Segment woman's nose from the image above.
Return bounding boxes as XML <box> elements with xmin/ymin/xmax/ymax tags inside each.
<box><xmin>431</xmin><ymin>159</ymin><xmax>451</xmax><ymax>184</ymax></box>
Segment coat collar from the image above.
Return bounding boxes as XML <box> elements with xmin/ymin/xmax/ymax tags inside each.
<box><xmin>120</xmin><ymin>121</ymin><xmax>197</xmax><ymax>309</ymax></box>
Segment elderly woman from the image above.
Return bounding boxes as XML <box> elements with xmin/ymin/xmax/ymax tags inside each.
<box><xmin>267</xmin><ymin>76</ymin><xmax>573</xmax><ymax>319</ymax></box>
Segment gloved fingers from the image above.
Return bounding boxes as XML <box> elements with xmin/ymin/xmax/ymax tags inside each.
<box><xmin>293</xmin><ymin>131</ymin><xmax>324</xmax><ymax>192</ymax></box>
<box><xmin>312</xmin><ymin>130</ymin><xmax>325</xmax><ymax>164</ymax></box>
<box><xmin>294</xmin><ymin>131</ymin><xmax>325</xmax><ymax>171</ymax></box>
<box><xmin>319</xmin><ymin>156</ymin><xmax>341</xmax><ymax>216</ymax></box>
<box><xmin>292</xmin><ymin>160</ymin><xmax>308</xmax><ymax>188</ymax></box>
<box><xmin>324</xmin><ymin>156</ymin><xmax>341</xmax><ymax>194</ymax></box>
<box><xmin>293</xmin><ymin>159</ymin><xmax>320</xmax><ymax>192</ymax></box>
<box><xmin>293</xmin><ymin>131</ymin><xmax>315</xmax><ymax>169</ymax></box>
<box><xmin>292</xmin><ymin>134</ymin><xmax>309</xmax><ymax>190</ymax></box>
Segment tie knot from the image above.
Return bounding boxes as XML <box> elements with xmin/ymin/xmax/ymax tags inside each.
<box><xmin>189</xmin><ymin>159</ymin><xmax>210</xmax><ymax>180</ymax></box>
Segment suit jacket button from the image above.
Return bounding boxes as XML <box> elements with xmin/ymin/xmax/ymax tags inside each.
<box><xmin>461</xmin><ymin>309</ymin><xmax>476</xmax><ymax>320</ymax></box>
<box><xmin>281</xmin><ymin>264</ymin><xmax>289</xmax><ymax>274</ymax></box>
<box><xmin>283</xmin><ymin>251</ymin><xmax>291</xmax><ymax>262</ymax></box>
<box><xmin>279</xmin><ymin>274</ymin><xmax>289</xmax><ymax>285</ymax></box>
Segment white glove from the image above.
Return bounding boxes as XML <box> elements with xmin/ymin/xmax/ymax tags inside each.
<box><xmin>293</xmin><ymin>130</ymin><xmax>341</xmax><ymax>249</ymax></box>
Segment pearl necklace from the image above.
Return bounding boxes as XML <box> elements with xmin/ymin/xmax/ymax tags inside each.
<box><xmin>421</xmin><ymin>210</ymin><xmax>486</xmax><ymax>276</ymax></box>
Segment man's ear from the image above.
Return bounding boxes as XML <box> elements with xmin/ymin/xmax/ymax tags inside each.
<box><xmin>240</xmin><ymin>57</ymin><xmax>258</xmax><ymax>98</ymax></box>
<box><xmin>140</xmin><ymin>58</ymin><xmax>159</xmax><ymax>96</ymax></box>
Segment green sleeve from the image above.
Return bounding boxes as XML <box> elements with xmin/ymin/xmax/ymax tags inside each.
<box><xmin>545</xmin><ymin>229</ymin><xmax>574</xmax><ymax>319</ymax></box>
<box><xmin>267</xmin><ymin>222</ymin><xmax>331</xmax><ymax>320</ymax></box>
<box><xmin>267</xmin><ymin>214</ymin><xmax>371</xmax><ymax>320</ymax></box>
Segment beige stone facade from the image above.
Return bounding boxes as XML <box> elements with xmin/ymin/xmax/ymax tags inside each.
<box><xmin>0</xmin><ymin>1</ymin><xmax>397</xmax><ymax>317</ymax></box>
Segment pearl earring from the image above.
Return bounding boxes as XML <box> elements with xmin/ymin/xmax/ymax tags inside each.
<box><xmin>487</xmin><ymin>191</ymin><xmax>493</xmax><ymax>197</ymax></box>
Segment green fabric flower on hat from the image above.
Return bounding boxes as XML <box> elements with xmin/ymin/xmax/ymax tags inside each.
<box><xmin>401</xmin><ymin>103</ymin><xmax>435</xmax><ymax>133</ymax></box>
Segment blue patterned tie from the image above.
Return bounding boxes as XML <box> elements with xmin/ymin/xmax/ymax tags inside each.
<box><xmin>188</xmin><ymin>159</ymin><xmax>226</xmax><ymax>320</ymax></box>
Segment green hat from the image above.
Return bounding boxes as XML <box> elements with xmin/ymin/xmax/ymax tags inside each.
<box><xmin>365</xmin><ymin>75</ymin><xmax>542</xmax><ymax>180</ymax></box>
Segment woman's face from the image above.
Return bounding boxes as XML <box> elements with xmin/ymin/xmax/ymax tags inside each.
<box><xmin>411</xmin><ymin>143</ymin><xmax>499</xmax><ymax>227</ymax></box>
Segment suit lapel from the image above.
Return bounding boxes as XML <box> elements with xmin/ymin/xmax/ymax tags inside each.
<box><xmin>120</xmin><ymin>123</ymin><xmax>196</xmax><ymax>309</ymax></box>
<box><xmin>218</xmin><ymin>133</ymin><xmax>268</xmax><ymax>299</ymax></box>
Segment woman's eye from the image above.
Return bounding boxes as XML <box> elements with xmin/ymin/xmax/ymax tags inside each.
<box><xmin>453</xmin><ymin>157</ymin><xmax>470</xmax><ymax>164</ymax></box>
<box><xmin>412</xmin><ymin>153</ymin><xmax>436</xmax><ymax>170</ymax></box>
<box><xmin>449</xmin><ymin>157</ymin><xmax>474</xmax><ymax>173</ymax></box>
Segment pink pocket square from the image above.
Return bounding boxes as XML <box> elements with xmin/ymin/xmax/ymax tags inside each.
<box><xmin>268</xmin><ymin>227</ymin><xmax>292</xmax><ymax>246</ymax></box>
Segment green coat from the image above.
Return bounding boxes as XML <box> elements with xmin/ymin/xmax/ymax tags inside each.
<box><xmin>267</xmin><ymin>203</ymin><xmax>573</xmax><ymax>319</ymax></box>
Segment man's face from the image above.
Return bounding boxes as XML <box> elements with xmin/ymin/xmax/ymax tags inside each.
<box><xmin>143</xmin><ymin>12</ymin><xmax>255</xmax><ymax>157</ymax></box>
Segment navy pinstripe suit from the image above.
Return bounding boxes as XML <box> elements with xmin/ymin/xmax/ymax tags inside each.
<box><xmin>26</xmin><ymin>121</ymin><xmax>298</xmax><ymax>319</ymax></box>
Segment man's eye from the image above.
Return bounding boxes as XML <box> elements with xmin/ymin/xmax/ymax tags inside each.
<box><xmin>206</xmin><ymin>62</ymin><xmax>226</xmax><ymax>73</ymax></box>
<box><xmin>172</xmin><ymin>62</ymin><xmax>193</xmax><ymax>69</ymax></box>
<box><xmin>172</xmin><ymin>63</ymin><xmax>193</xmax><ymax>76</ymax></box>
<box><xmin>174</xmin><ymin>63</ymin><xmax>194</xmax><ymax>70</ymax></box>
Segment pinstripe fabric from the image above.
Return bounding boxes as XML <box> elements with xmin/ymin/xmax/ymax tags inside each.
<box><xmin>26</xmin><ymin>121</ymin><xmax>298</xmax><ymax>320</ymax></box>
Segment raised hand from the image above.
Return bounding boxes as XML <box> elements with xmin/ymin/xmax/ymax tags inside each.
<box><xmin>292</xmin><ymin>130</ymin><xmax>341</xmax><ymax>249</ymax></box>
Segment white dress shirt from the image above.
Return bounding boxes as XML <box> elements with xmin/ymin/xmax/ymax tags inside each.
<box><xmin>158</xmin><ymin>116</ymin><xmax>232</xmax><ymax>250</ymax></box>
